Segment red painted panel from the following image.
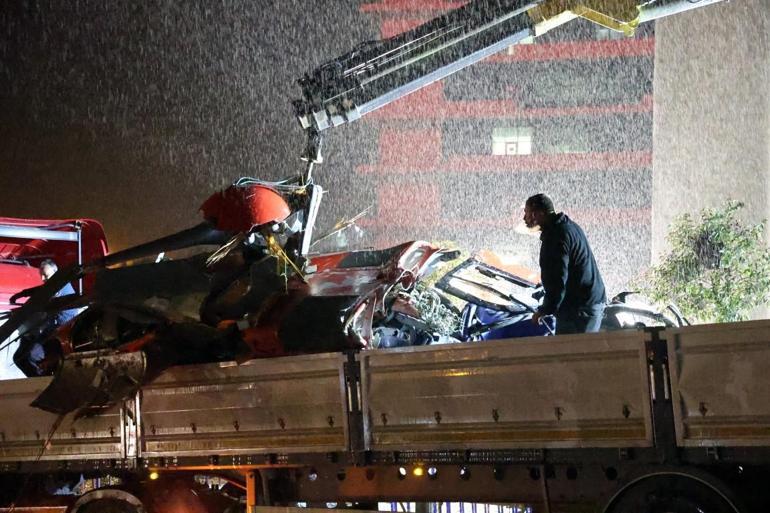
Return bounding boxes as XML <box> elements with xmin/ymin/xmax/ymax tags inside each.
<box><xmin>381</xmin><ymin>18</ymin><xmax>430</xmax><ymax>38</ymax></box>
<box><xmin>373</xmin><ymin>82</ymin><xmax>447</xmax><ymax>120</ymax></box>
<box><xmin>361</xmin><ymin>0</ymin><xmax>464</xmax><ymax>13</ymax></box>
<box><xmin>376</xmin><ymin>182</ymin><xmax>441</xmax><ymax>227</ymax></box>
<box><xmin>379</xmin><ymin>127</ymin><xmax>443</xmax><ymax>171</ymax></box>
<box><xmin>490</xmin><ymin>38</ymin><xmax>655</xmax><ymax>62</ymax></box>
<box><xmin>0</xmin><ymin>218</ymin><xmax>109</xmax><ymax>309</ymax></box>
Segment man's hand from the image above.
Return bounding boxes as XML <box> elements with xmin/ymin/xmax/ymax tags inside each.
<box><xmin>531</xmin><ymin>311</ymin><xmax>544</xmax><ymax>325</ymax></box>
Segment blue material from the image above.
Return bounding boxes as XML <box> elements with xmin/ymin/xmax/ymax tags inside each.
<box><xmin>463</xmin><ymin>305</ymin><xmax>553</xmax><ymax>341</ymax></box>
<box><xmin>54</xmin><ymin>282</ymin><xmax>81</xmax><ymax>325</ymax></box>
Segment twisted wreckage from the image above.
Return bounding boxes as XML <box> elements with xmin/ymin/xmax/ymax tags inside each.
<box><xmin>0</xmin><ymin>174</ymin><xmax>683</xmax><ymax>417</ymax></box>
<box><xmin>0</xmin><ymin>177</ymin><xmax>462</xmax><ymax>414</ymax></box>
<box><xmin>0</xmin><ymin>0</ymin><xmax>699</xmax><ymax>416</ymax></box>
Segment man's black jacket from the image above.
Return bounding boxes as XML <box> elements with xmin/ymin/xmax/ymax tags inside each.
<box><xmin>537</xmin><ymin>212</ymin><xmax>606</xmax><ymax>315</ymax></box>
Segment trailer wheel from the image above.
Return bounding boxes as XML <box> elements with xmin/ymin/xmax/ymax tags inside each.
<box><xmin>604</xmin><ymin>473</ymin><xmax>743</xmax><ymax>513</ymax></box>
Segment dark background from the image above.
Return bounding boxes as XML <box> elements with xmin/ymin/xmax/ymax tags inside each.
<box><xmin>0</xmin><ymin>1</ymin><xmax>655</xmax><ymax>292</ymax></box>
<box><xmin>0</xmin><ymin>1</ymin><xmax>378</xmax><ymax>247</ymax></box>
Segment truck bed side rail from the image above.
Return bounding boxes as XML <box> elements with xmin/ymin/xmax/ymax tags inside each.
<box><xmin>0</xmin><ymin>377</ymin><xmax>125</xmax><ymax>462</ymax></box>
<box><xmin>666</xmin><ymin>319</ymin><xmax>770</xmax><ymax>447</ymax></box>
<box><xmin>360</xmin><ymin>330</ymin><xmax>653</xmax><ymax>451</ymax></box>
<box><xmin>138</xmin><ymin>352</ymin><xmax>349</xmax><ymax>457</ymax></box>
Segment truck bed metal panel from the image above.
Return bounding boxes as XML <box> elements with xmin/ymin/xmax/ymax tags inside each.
<box><xmin>360</xmin><ymin>331</ymin><xmax>652</xmax><ymax>450</ymax></box>
<box><xmin>0</xmin><ymin>377</ymin><xmax>124</xmax><ymax>462</ymax></box>
<box><xmin>139</xmin><ymin>352</ymin><xmax>348</xmax><ymax>457</ymax></box>
<box><xmin>667</xmin><ymin>319</ymin><xmax>770</xmax><ymax>447</ymax></box>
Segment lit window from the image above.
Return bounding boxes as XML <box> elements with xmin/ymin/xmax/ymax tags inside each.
<box><xmin>492</xmin><ymin>127</ymin><xmax>533</xmax><ymax>156</ymax></box>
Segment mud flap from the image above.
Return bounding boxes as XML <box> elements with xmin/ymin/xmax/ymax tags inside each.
<box><xmin>31</xmin><ymin>351</ymin><xmax>147</xmax><ymax>414</ymax></box>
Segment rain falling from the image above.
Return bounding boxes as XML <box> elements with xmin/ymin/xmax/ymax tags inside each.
<box><xmin>0</xmin><ymin>2</ymin><xmax>769</xmax><ymax>510</ymax></box>
<box><xmin>0</xmin><ymin>0</ymin><xmax>766</xmax><ymax>294</ymax></box>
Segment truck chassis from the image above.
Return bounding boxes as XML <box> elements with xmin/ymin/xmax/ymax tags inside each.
<box><xmin>2</xmin><ymin>321</ymin><xmax>770</xmax><ymax>512</ymax></box>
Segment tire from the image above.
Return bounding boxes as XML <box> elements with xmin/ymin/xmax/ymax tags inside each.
<box><xmin>605</xmin><ymin>473</ymin><xmax>742</xmax><ymax>513</ymax></box>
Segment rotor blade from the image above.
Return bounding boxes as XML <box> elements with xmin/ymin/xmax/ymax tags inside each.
<box><xmin>97</xmin><ymin>221</ymin><xmax>230</xmax><ymax>268</ymax></box>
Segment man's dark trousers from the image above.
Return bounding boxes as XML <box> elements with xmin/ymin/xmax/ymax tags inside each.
<box><xmin>555</xmin><ymin>304</ymin><xmax>605</xmax><ymax>335</ymax></box>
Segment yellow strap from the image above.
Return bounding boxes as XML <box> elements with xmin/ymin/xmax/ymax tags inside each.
<box><xmin>265</xmin><ymin>233</ymin><xmax>306</xmax><ymax>282</ymax></box>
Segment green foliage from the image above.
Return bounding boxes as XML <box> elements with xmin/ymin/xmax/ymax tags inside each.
<box><xmin>411</xmin><ymin>282</ymin><xmax>462</xmax><ymax>336</ymax></box>
<box><xmin>639</xmin><ymin>201</ymin><xmax>770</xmax><ymax>323</ymax></box>
<box><xmin>420</xmin><ymin>240</ymin><xmax>467</xmax><ymax>289</ymax></box>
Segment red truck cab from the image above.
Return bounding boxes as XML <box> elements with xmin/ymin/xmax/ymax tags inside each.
<box><xmin>0</xmin><ymin>217</ymin><xmax>108</xmax><ymax>379</ymax></box>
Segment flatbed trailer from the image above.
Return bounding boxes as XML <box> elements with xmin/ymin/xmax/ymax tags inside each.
<box><xmin>2</xmin><ymin>320</ymin><xmax>770</xmax><ymax>512</ymax></box>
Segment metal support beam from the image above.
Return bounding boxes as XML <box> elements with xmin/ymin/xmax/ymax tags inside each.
<box><xmin>0</xmin><ymin>225</ymin><xmax>79</xmax><ymax>242</ymax></box>
<box><xmin>344</xmin><ymin>351</ymin><xmax>365</xmax><ymax>463</ymax></box>
<box><xmin>246</xmin><ymin>470</ymin><xmax>259</xmax><ymax>513</ymax></box>
<box><xmin>646</xmin><ymin>328</ymin><xmax>679</xmax><ymax>464</ymax></box>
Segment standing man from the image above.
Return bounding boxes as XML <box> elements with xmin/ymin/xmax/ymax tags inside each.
<box><xmin>523</xmin><ymin>194</ymin><xmax>606</xmax><ymax>335</ymax></box>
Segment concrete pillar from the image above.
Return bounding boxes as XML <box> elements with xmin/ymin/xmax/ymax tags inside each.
<box><xmin>652</xmin><ymin>0</ymin><xmax>770</xmax><ymax>259</ymax></box>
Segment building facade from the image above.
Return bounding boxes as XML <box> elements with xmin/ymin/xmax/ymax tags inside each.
<box><xmin>331</xmin><ymin>0</ymin><xmax>657</xmax><ymax>293</ymax></box>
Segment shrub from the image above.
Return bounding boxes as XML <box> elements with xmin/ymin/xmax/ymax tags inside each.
<box><xmin>639</xmin><ymin>201</ymin><xmax>770</xmax><ymax>323</ymax></box>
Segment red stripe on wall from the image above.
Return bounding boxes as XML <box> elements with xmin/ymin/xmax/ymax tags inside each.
<box><xmin>380</xmin><ymin>18</ymin><xmax>431</xmax><ymax>38</ymax></box>
<box><xmin>376</xmin><ymin>182</ymin><xmax>442</xmax><ymax>226</ymax></box>
<box><xmin>358</xmin><ymin>151</ymin><xmax>652</xmax><ymax>174</ymax></box>
<box><xmin>379</xmin><ymin>128</ymin><xmax>443</xmax><ymax>170</ymax></box>
<box><xmin>360</xmin><ymin>0</ymin><xmax>464</xmax><ymax>13</ymax></box>
<box><xmin>490</xmin><ymin>38</ymin><xmax>655</xmax><ymax>62</ymax></box>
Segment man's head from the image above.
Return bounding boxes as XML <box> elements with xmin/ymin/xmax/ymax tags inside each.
<box><xmin>523</xmin><ymin>193</ymin><xmax>555</xmax><ymax>229</ymax></box>
<box><xmin>39</xmin><ymin>259</ymin><xmax>58</xmax><ymax>282</ymax></box>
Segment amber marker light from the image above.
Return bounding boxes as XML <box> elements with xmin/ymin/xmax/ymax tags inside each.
<box><xmin>413</xmin><ymin>466</ymin><xmax>424</xmax><ymax>477</ymax></box>
<box><xmin>149</xmin><ymin>471</ymin><xmax>160</xmax><ymax>480</ymax></box>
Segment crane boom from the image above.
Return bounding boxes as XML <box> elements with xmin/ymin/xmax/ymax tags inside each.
<box><xmin>294</xmin><ymin>0</ymin><xmax>725</xmax><ymax>133</ymax></box>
